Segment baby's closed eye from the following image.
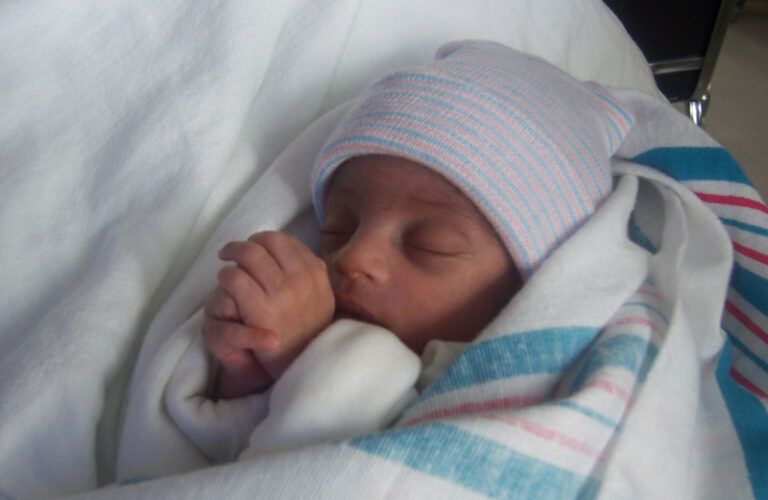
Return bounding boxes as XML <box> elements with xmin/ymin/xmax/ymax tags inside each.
<box><xmin>320</xmin><ymin>207</ymin><xmax>357</xmax><ymax>245</ymax></box>
<box><xmin>403</xmin><ymin>224</ymin><xmax>471</xmax><ymax>257</ymax></box>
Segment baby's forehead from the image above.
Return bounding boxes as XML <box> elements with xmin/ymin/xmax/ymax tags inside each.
<box><xmin>326</xmin><ymin>155</ymin><xmax>484</xmax><ymax>221</ymax></box>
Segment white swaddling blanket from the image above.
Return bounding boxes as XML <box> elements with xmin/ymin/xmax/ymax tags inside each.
<box><xmin>111</xmin><ymin>89</ymin><xmax>767</xmax><ymax>499</ymax></box>
<box><xmin>0</xmin><ymin>1</ymin><xmax>658</xmax><ymax>497</ymax></box>
<box><xmin>4</xmin><ymin>0</ymin><xmax>767</xmax><ymax>499</ymax></box>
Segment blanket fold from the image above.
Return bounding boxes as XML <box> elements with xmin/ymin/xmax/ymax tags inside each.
<box><xmin>2</xmin><ymin>1</ymin><xmax>765</xmax><ymax>499</ymax></box>
<box><xmin>99</xmin><ymin>89</ymin><xmax>766</xmax><ymax>499</ymax></box>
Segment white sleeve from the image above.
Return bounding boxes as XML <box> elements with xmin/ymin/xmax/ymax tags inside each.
<box><xmin>240</xmin><ymin>319</ymin><xmax>421</xmax><ymax>459</ymax></box>
<box><xmin>164</xmin><ymin>323</ymin><xmax>270</xmax><ymax>464</ymax></box>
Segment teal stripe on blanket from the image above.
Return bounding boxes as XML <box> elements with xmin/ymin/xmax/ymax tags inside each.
<box><xmin>624</xmin><ymin>302</ymin><xmax>669</xmax><ymax>325</ymax></box>
<box><xmin>570</xmin><ymin>334</ymin><xmax>659</xmax><ymax>393</ymax></box>
<box><xmin>721</xmin><ymin>217</ymin><xmax>768</xmax><ymax>238</ymax></box>
<box><xmin>731</xmin><ymin>263</ymin><xmax>768</xmax><ymax>313</ymax></box>
<box><xmin>729</xmin><ymin>335</ymin><xmax>768</xmax><ymax>375</ymax></box>
<box><xmin>716</xmin><ymin>340</ymin><xmax>768</xmax><ymax>498</ymax></box>
<box><xmin>632</xmin><ymin>147</ymin><xmax>752</xmax><ymax>185</ymax></box>
<box><xmin>421</xmin><ymin>327</ymin><xmax>599</xmax><ymax>400</ymax></box>
<box><xmin>350</xmin><ymin>423</ymin><xmax>601</xmax><ymax>500</ymax></box>
<box><xmin>627</xmin><ymin>213</ymin><xmax>657</xmax><ymax>253</ymax></box>
<box><xmin>553</xmin><ymin>401</ymin><xmax>618</xmax><ymax>428</ymax></box>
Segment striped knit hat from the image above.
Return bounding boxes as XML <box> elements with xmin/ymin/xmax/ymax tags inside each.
<box><xmin>311</xmin><ymin>41</ymin><xmax>634</xmax><ymax>278</ymax></box>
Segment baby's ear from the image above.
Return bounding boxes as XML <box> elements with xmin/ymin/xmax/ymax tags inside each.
<box><xmin>583</xmin><ymin>81</ymin><xmax>635</xmax><ymax>155</ymax></box>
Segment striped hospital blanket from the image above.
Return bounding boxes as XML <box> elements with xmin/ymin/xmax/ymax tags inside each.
<box><xmin>98</xmin><ymin>89</ymin><xmax>766</xmax><ymax>499</ymax></box>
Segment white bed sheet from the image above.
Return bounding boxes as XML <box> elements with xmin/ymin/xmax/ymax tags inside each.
<box><xmin>0</xmin><ymin>0</ymin><xmax>657</xmax><ymax>496</ymax></box>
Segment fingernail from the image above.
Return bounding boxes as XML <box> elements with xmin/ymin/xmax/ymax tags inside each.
<box><xmin>263</xmin><ymin>333</ymin><xmax>280</xmax><ymax>350</ymax></box>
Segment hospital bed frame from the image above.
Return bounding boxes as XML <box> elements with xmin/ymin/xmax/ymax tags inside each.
<box><xmin>604</xmin><ymin>0</ymin><xmax>737</xmax><ymax>125</ymax></box>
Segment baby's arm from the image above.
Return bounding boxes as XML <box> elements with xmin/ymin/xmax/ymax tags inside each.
<box><xmin>203</xmin><ymin>231</ymin><xmax>335</xmax><ymax>399</ymax></box>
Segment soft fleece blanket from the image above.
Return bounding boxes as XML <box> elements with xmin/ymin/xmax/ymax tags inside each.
<box><xmin>2</xmin><ymin>1</ymin><xmax>765</xmax><ymax>500</ymax></box>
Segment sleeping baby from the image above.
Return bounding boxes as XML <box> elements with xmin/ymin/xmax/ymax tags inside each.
<box><xmin>174</xmin><ymin>40</ymin><xmax>632</xmax><ymax>461</ymax></box>
<box><xmin>206</xmin><ymin>153</ymin><xmax>521</xmax><ymax>400</ymax></box>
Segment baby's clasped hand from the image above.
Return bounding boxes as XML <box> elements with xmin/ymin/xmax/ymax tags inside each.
<box><xmin>202</xmin><ymin>231</ymin><xmax>335</xmax><ymax>399</ymax></box>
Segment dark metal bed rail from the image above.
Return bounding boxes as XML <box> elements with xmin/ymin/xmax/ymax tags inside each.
<box><xmin>604</xmin><ymin>0</ymin><xmax>737</xmax><ymax>125</ymax></box>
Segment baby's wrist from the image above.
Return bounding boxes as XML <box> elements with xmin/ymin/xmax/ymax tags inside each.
<box><xmin>214</xmin><ymin>364</ymin><xmax>274</xmax><ymax>400</ymax></box>
<box><xmin>257</xmin><ymin>323</ymin><xmax>330</xmax><ymax>379</ymax></box>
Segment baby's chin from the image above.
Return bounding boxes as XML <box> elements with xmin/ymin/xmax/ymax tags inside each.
<box><xmin>333</xmin><ymin>308</ymin><xmax>382</xmax><ymax>327</ymax></box>
<box><xmin>332</xmin><ymin>304</ymin><xmax>431</xmax><ymax>353</ymax></box>
<box><xmin>334</xmin><ymin>310</ymin><xmax>367</xmax><ymax>322</ymax></box>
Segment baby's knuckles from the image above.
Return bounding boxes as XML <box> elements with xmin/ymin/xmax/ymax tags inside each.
<box><xmin>258</xmin><ymin>280</ymin><xmax>333</xmax><ymax>376</ymax></box>
<box><xmin>271</xmin><ymin>253</ymin><xmax>334</xmax><ymax>337</ymax></box>
<box><xmin>217</xmin><ymin>266</ymin><xmax>250</xmax><ymax>298</ymax></box>
<box><xmin>246</xmin><ymin>232</ymin><xmax>335</xmax><ymax>375</ymax></box>
<box><xmin>247</xmin><ymin>230</ymin><xmax>292</xmax><ymax>255</ymax></box>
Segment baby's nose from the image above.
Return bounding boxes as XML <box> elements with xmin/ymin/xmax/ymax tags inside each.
<box><xmin>331</xmin><ymin>232</ymin><xmax>391</xmax><ymax>286</ymax></box>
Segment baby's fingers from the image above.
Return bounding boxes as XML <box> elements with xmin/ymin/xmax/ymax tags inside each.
<box><xmin>219</xmin><ymin>241</ymin><xmax>284</xmax><ymax>294</ymax></box>
<box><xmin>216</xmin><ymin>264</ymin><xmax>268</xmax><ymax>308</ymax></box>
<box><xmin>204</xmin><ymin>289</ymin><xmax>240</xmax><ymax>321</ymax></box>
<box><xmin>248</xmin><ymin>231</ymin><xmax>323</xmax><ymax>275</ymax></box>
<box><xmin>202</xmin><ymin>318</ymin><xmax>280</xmax><ymax>355</ymax></box>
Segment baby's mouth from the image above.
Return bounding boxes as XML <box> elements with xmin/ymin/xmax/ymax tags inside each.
<box><xmin>333</xmin><ymin>297</ymin><xmax>380</xmax><ymax>326</ymax></box>
<box><xmin>334</xmin><ymin>310</ymin><xmax>370</xmax><ymax>322</ymax></box>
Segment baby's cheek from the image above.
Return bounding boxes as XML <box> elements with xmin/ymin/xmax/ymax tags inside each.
<box><xmin>400</xmin><ymin>287</ymin><xmax>459</xmax><ymax>341</ymax></box>
<box><xmin>319</xmin><ymin>253</ymin><xmax>337</xmax><ymax>282</ymax></box>
<box><xmin>416</xmin><ymin>278</ymin><xmax>505</xmax><ymax>345</ymax></box>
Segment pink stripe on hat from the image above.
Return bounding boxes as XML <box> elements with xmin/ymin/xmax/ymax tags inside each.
<box><xmin>312</xmin><ymin>40</ymin><xmax>634</xmax><ymax>278</ymax></box>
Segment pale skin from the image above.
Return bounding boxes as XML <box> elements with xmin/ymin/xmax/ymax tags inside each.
<box><xmin>203</xmin><ymin>155</ymin><xmax>522</xmax><ymax>399</ymax></box>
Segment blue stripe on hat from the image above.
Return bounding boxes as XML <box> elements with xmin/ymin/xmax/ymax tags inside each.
<box><xmin>370</xmin><ymin>80</ymin><xmax>595</xmax><ymax>222</ymax></box>
<box><xmin>374</xmin><ymin>73</ymin><xmax>601</xmax><ymax>215</ymax></box>
<box><xmin>312</xmin><ymin>45</ymin><xmax>630</xmax><ymax>277</ymax></box>
<box><xmin>451</xmin><ymin>70</ymin><xmax>612</xmax><ymax>200</ymax></box>
<box><xmin>341</xmin><ymin>107</ymin><xmax>562</xmax><ymax>243</ymax></box>
<box><xmin>589</xmin><ymin>90</ymin><xmax>635</xmax><ymax>147</ymax></box>
<box><xmin>379</xmin><ymin>72</ymin><xmax>601</xmax><ymax>218</ymax></box>
<box><xmin>314</xmin><ymin>133</ymin><xmax>540</xmax><ymax>270</ymax></box>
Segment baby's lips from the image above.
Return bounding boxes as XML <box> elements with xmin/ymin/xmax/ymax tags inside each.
<box><xmin>334</xmin><ymin>310</ymin><xmax>368</xmax><ymax>322</ymax></box>
<box><xmin>333</xmin><ymin>296</ymin><xmax>381</xmax><ymax>327</ymax></box>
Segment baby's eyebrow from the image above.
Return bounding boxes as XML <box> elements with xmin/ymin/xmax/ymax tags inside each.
<box><xmin>417</xmin><ymin>186</ymin><xmax>507</xmax><ymax>243</ymax></box>
<box><xmin>325</xmin><ymin>175</ymin><xmax>490</xmax><ymax>228</ymax></box>
<box><xmin>409</xmin><ymin>184</ymin><xmax>484</xmax><ymax>221</ymax></box>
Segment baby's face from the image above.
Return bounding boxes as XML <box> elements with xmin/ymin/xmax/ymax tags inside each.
<box><xmin>320</xmin><ymin>155</ymin><xmax>521</xmax><ymax>353</ymax></box>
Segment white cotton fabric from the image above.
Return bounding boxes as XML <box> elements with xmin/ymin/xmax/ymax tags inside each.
<box><xmin>1</xmin><ymin>1</ymin><xmax>660</xmax><ymax>497</ymax></box>
<box><xmin>100</xmin><ymin>89</ymin><xmax>757</xmax><ymax>500</ymax></box>
<box><xmin>164</xmin><ymin>319</ymin><xmax>423</xmax><ymax>463</ymax></box>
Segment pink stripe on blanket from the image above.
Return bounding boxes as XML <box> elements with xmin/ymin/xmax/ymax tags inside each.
<box><xmin>484</xmin><ymin>414</ymin><xmax>604</xmax><ymax>460</ymax></box>
<box><xmin>401</xmin><ymin>395</ymin><xmax>541</xmax><ymax>427</ymax></box>
<box><xmin>636</xmin><ymin>288</ymin><xmax>664</xmax><ymax>301</ymax></box>
<box><xmin>695</xmin><ymin>192</ymin><xmax>768</xmax><ymax>215</ymax></box>
<box><xmin>725</xmin><ymin>300</ymin><xmax>768</xmax><ymax>345</ymax></box>
<box><xmin>607</xmin><ymin>316</ymin><xmax>665</xmax><ymax>338</ymax></box>
<box><xmin>583</xmin><ymin>379</ymin><xmax>632</xmax><ymax>403</ymax></box>
<box><xmin>733</xmin><ymin>242</ymin><xmax>768</xmax><ymax>266</ymax></box>
<box><xmin>731</xmin><ymin>368</ymin><xmax>768</xmax><ymax>399</ymax></box>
